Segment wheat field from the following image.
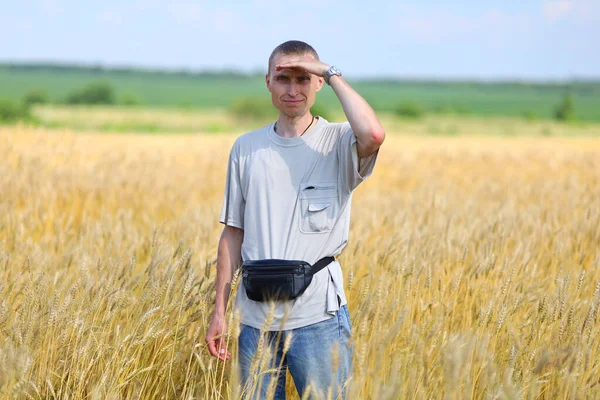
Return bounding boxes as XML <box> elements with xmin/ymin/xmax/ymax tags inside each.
<box><xmin>1</xmin><ymin>124</ymin><xmax>599</xmax><ymax>399</ymax></box>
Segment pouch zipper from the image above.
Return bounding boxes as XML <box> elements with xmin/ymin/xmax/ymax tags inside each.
<box><xmin>244</xmin><ymin>265</ymin><xmax>303</xmax><ymax>274</ymax></box>
<box><xmin>246</xmin><ymin>274</ymin><xmax>294</xmax><ymax>281</ymax></box>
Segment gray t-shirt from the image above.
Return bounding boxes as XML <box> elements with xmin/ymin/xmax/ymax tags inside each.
<box><xmin>219</xmin><ymin>117</ymin><xmax>378</xmax><ymax>330</ymax></box>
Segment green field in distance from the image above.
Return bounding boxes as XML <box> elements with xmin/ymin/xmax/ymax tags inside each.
<box><xmin>1</xmin><ymin>64</ymin><xmax>600</xmax><ymax>121</ymax></box>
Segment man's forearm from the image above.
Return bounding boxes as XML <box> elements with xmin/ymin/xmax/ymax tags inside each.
<box><xmin>329</xmin><ymin>76</ymin><xmax>385</xmax><ymax>157</ymax></box>
<box><xmin>213</xmin><ymin>226</ymin><xmax>243</xmax><ymax>317</ymax></box>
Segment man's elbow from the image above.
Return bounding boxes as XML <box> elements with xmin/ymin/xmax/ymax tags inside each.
<box><xmin>369</xmin><ymin>127</ymin><xmax>385</xmax><ymax>148</ymax></box>
<box><xmin>363</xmin><ymin>128</ymin><xmax>385</xmax><ymax>153</ymax></box>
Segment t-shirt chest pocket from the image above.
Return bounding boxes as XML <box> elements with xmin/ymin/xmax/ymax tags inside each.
<box><xmin>299</xmin><ymin>182</ymin><xmax>339</xmax><ymax>234</ymax></box>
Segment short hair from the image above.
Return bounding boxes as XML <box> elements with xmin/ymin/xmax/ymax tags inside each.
<box><xmin>268</xmin><ymin>40</ymin><xmax>320</xmax><ymax>74</ymax></box>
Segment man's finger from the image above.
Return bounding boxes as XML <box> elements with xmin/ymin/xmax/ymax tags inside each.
<box><xmin>216</xmin><ymin>338</ymin><xmax>231</xmax><ymax>361</ymax></box>
<box><xmin>216</xmin><ymin>338</ymin><xmax>227</xmax><ymax>358</ymax></box>
<box><xmin>206</xmin><ymin>337</ymin><xmax>219</xmax><ymax>357</ymax></box>
<box><xmin>276</xmin><ymin>63</ymin><xmax>304</xmax><ymax>70</ymax></box>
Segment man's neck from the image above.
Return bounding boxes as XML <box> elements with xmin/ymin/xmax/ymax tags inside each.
<box><xmin>274</xmin><ymin>113</ymin><xmax>315</xmax><ymax>138</ymax></box>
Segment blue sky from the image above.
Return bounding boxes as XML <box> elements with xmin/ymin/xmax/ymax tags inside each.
<box><xmin>1</xmin><ymin>0</ymin><xmax>598</xmax><ymax>79</ymax></box>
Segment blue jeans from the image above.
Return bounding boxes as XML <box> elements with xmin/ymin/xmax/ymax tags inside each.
<box><xmin>238</xmin><ymin>305</ymin><xmax>353</xmax><ymax>399</ymax></box>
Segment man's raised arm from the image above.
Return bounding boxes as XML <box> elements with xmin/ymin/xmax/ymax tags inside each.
<box><xmin>275</xmin><ymin>57</ymin><xmax>385</xmax><ymax>158</ymax></box>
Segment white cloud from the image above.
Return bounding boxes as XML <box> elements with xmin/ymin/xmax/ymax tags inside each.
<box><xmin>165</xmin><ymin>2</ymin><xmax>247</xmax><ymax>36</ymax></box>
<box><xmin>98</xmin><ymin>9</ymin><xmax>124</xmax><ymax>26</ymax></box>
<box><xmin>542</xmin><ymin>0</ymin><xmax>600</xmax><ymax>22</ymax></box>
<box><xmin>39</xmin><ymin>0</ymin><xmax>61</xmax><ymax>16</ymax></box>
<box><xmin>168</xmin><ymin>0</ymin><xmax>204</xmax><ymax>24</ymax></box>
<box><xmin>212</xmin><ymin>9</ymin><xmax>244</xmax><ymax>33</ymax></box>
<box><xmin>0</xmin><ymin>16</ymin><xmax>33</xmax><ymax>35</ymax></box>
<box><xmin>390</xmin><ymin>6</ymin><xmax>533</xmax><ymax>44</ymax></box>
<box><xmin>543</xmin><ymin>0</ymin><xmax>574</xmax><ymax>21</ymax></box>
<box><xmin>134</xmin><ymin>0</ymin><xmax>162</xmax><ymax>9</ymax></box>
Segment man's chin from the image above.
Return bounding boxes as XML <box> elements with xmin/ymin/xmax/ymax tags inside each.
<box><xmin>279</xmin><ymin>108</ymin><xmax>309</xmax><ymax>119</ymax></box>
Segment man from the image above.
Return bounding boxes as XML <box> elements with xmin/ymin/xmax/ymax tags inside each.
<box><xmin>205</xmin><ymin>40</ymin><xmax>385</xmax><ymax>399</ymax></box>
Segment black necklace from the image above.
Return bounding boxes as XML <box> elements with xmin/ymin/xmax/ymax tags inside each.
<box><xmin>275</xmin><ymin>115</ymin><xmax>315</xmax><ymax>137</ymax></box>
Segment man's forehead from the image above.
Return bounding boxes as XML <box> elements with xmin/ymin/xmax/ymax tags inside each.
<box><xmin>273</xmin><ymin>52</ymin><xmax>316</xmax><ymax>63</ymax></box>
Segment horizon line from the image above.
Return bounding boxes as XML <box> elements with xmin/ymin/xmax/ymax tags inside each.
<box><xmin>2</xmin><ymin>60</ymin><xmax>600</xmax><ymax>84</ymax></box>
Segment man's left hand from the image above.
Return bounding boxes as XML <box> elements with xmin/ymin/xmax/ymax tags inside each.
<box><xmin>275</xmin><ymin>57</ymin><xmax>331</xmax><ymax>77</ymax></box>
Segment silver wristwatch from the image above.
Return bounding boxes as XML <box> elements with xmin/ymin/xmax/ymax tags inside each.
<box><xmin>323</xmin><ymin>66</ymin><xmax>342</xmax><ymax>85</ymax></box>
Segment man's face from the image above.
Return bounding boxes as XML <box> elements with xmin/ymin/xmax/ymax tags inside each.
<box><xmin>266</xmin><ymin>52</ymin><xmax>324</xmax><ymax>118</ymax></box>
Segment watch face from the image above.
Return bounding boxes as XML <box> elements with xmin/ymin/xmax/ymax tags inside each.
<box><xmin>328</xmin><ymin>66</ymin><xmax>341</xmax><ymax>76</ymax></box>
<box><xmin>326</xmin><ymin>66</ymin><xmax>341</xmax><ymax>84</ymax></box>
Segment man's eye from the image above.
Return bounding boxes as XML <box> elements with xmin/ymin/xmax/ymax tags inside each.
<box><xmin>277</xmin><ymin>76</ymin><xmax>289</xmax><ymax>82</ymax></box>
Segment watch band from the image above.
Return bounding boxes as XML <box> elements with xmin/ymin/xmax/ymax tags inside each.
<box><xmin>324</xmin><ymin>66</ymin><xmax>342</xmax><ymax>85</ymax></box>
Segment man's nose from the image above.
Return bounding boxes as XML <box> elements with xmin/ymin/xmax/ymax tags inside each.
<box><xmin>287</xmin><ymin>82</ymin><xmax>298</xmax><ymax>96</ymax></box>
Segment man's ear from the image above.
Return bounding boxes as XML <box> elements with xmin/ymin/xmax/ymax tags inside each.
<box><xmin>315</xmin><ymin>76</ymin><xmax>324</xmax><ymax>92</ymax></box>
<box><xmin>265</xmin><ymin>73</ymin><xmax>272</xmax><ymax>93</ymax></box>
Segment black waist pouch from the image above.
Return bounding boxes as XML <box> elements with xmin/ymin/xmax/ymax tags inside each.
<box><xmin>242</xmin><ymin>257</ymin><xmax>334</xmax><ymax>302</ymax></box>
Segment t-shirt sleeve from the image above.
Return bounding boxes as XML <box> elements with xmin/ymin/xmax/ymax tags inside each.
<box><xmin>219</xmin><ymin>141</ymin><xmax>245</xmax><ymax>229</ymax></box>
<box><xmin>337</xmin><ymin>122</ymin><xmax>379</xmax><ymax>193</ymax></box>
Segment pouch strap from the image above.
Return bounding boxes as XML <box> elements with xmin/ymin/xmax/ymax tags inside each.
<box><xmin>309</xmin><ymin>256</ymin><xmax>335</xmax><ymax>276</ymax></box>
